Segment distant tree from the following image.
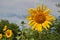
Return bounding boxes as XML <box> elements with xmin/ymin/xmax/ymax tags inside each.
<box><xmin>56</xmin><ymin>3</ymin><xmax>60</xmax><ymax>7</ymax></box>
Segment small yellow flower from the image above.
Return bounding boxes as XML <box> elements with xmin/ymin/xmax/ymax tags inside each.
<box><xmin>0</xmin><ymin>34</ymin><xmax>2</xmax><ymax>39</ymax></box>
<box><xmin>3</xmin><ymin>25</ymin><xmax>7</xmax><ymax>31</ymax></box>
<box><xmin>5</xmin><ymin>29</ymin><xmax>13</xmax><ymax>38</ymax></box>
<box><xmin>27</xmin><ymin>5</ymin><xmax>56</xmax><ymax>32</ymax></box>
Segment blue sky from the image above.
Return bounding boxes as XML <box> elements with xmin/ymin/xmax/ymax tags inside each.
<box><xmin>0</xmin><ymin>0</ymin><xmax>60</xmax><ymax>25</ymax></box>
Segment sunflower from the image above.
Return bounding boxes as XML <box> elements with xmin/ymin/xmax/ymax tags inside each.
<box><xmin>5</xmin><ymin>29</ymin><xmax>13</xmax><ymax>38</ymax></box>
<box><xmin>0</xmin><ymin>34</ymin><xmax>2</xmax><ymax>39</ymax></box>
<box><xmin>27</xmin><ymin>6</ymin><xmax>56</xmax><ymax>32</ymax></box>
<box><xmin>3</xmin><ymin>25</ymin><xmax>7</xmax><ymax>31</ymax></box>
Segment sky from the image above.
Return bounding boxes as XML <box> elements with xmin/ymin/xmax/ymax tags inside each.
<box><xmin>0</xmin><ymin>0</ymin><xmax>60</xmax><ymax>25</ymax></box>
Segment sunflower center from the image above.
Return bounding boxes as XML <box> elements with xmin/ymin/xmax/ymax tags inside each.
<box><xmin>33</xmin><ymin>13</ymin><xmax>46</xmax><ymax>24</ymax></box>
<box><xmin>7</xmin><ymin>32</ymin><xmax>10</xmax><ymax>36</ymax></box>
<box><xmin>0</xmin><ymin>36</ymin><xmax>1</xmax><ymax>37</ymax></box>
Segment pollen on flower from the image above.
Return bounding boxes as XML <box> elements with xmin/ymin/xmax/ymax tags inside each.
<box><xmin>33</xmin><ymin>13</ymin><xmax>46</xmax><ymax>24</ymax></box>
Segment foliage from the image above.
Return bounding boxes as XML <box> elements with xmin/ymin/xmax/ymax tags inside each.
<box><xmin>16</xmin><ymin>20</ymin><xmax>60</xmax><ymax>40</ymax></box>
<box><xmin>54</xmin><ymin>16</ymin><xmax>60</xmax><ymax>34</ymax></box>
<box><xmin>0</xmin><ymin>17</ymin><xmax>60</xmax><ymax>40</ymax></box>
<box><xmin>0</xmin><ymin>20</ymin><xmax>21</xmax><ymax>40</ymax></box>
<box><xmin>16</xmin><ymin>28</ymin><xmax>60</xmax><ymax>40</ymax></box>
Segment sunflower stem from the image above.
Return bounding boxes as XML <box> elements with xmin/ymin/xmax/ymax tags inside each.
<box><xmin>39</xmin><ymin>32</ymin><xmax>42</xmax><ymax>40</ymax></box>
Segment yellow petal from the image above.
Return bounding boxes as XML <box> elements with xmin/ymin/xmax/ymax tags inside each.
<box><xmin>46</xmin><ymin>21</ymin><xmax>52</xmax><ymax>25</ymax></box>
<box><xmin>46</xmin><ymin>15</ymin><xmax>56</xmax><ymax>21</ymax></box>
<box><xmin>43</xmin><ymin>6</ymin><xmax>47</xmax><ymax>10</ymax></box>
<box><xmin>46</xmin><ymin>24</ymin><xmax>50</xmax><ymax>28</ymax></box>
<box><xmin>3</xmin><ymin>25</ymin><xmax>7</xmax><ymax>31</ymax></box>
<box><xmin>29</xmin><ymin>8</ymin><xmax>37</xmax><ymax>15</ymax></box>
<box><xmin>45</xmin><ymin>21</ymin><xmax>50</xmax><ymax>28</ymax></box>
<box><xmin>28</xmin><ymin>21</ymin><xmax>35</xmax><ymax>26</ymax></box>
<box><xmin>0</xmin><ymin>34</ymin><xmax>2</xmax><ymax>39</ymax></box>
<box><xmin>26</xmin><ymin>16</ymin><xmax>32</xmax><ymax>20</ymax></box>
<box><xmin>42</xmin><ymin>23</ymin><xmax>48</xmax><ymax>30</ymax></box>
<box><xmin>44</xmin><ymin>9</ymin><xmax>51</xmax><ymax>15</ymax></box>
<box><xmin>32</xmin><ymin>23</ymin><xmax>37</xmax><ymax>30</ymax></box>
<box><xmin>37</xmin><ymin>24</ymin><xmax>42</xmax><ymax>32</ymax></box>
<box><xmin>37</xmin><ymin>6</ymin><xmax>42</xmax><ymax>12</ymax></box>
<box><xmin>28</xmin><ymin>20</ymin><xmax>33</xmax><ymax>25</ymax></box>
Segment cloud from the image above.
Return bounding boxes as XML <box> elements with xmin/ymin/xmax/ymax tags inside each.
<box><xmin>0</xmin><ymin>0</ymin><xmax>60</xmax><ymax>25</ymax></box>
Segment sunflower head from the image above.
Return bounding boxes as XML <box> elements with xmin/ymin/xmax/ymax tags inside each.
<box><xmin>0</xmin><ymin>34</ymin><xmax>2</xmax><ymax>39</ymax></box>
<box><xmin>3</xmin><ymin>25</ymin><xmax>7</xmax><ymax>31</ymax></box>
<box><xmin>27</xmin><ymin>5</ymin><xmax>56</xmax><ymax>32</ymax></box>
<box><xmin>5</xmin><ymin>29</ymin><xmax>13</xmax><ymax>38</ymax></box>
